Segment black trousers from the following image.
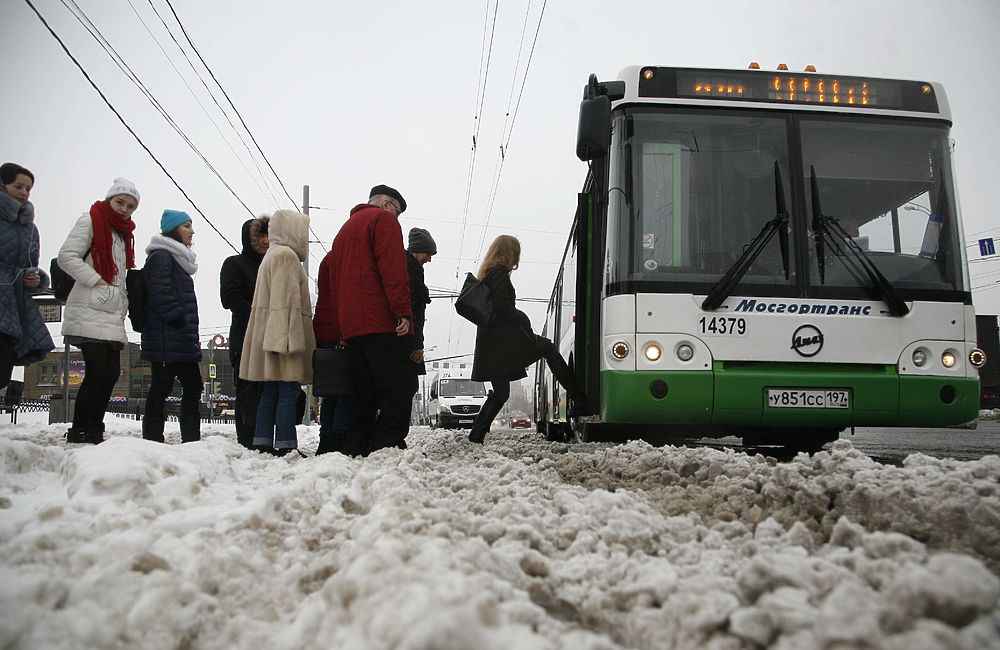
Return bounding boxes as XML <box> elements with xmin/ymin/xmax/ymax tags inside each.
<box><xmin>470</xmin><ymin>336</ymin><xmax>579</xmax><ymax>437</ymax></box>
<box><xmin>350</xmin><ymin>333</ymin><xmax>416</xmax><ymax>454</ymax></box>
<box><xmin>232</xmin><ymin>352</ymin><xmax>260</xmax><ymax>448</ymax></box>
<box><xmin>143</xmin><ymin>361</ymin><xmax>203</xmax><ymax>443</ymax></box>
<box><xmin>0</xmin><ymin>337</ymin><xmax>14</xmax><ymax>391</ymax></box>
<box><xmin>72</xmin><ymin>341</ymin><xmax>121</xmax><ymax>434</ymax></box>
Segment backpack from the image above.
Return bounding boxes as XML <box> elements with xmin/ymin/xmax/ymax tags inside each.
<box><xmin>50</xmin><ymin>257</ymin><xmax>75</xmax><ymax>303</ymax></box>
<box><xmin>455</xmin><ymin>272</ymin><xmax>493</xmax><ymax>326</ymax></box>
<box><xmin>50</xmin><ymin>246</ymin><xmax>92</xmax><ymax>303</ymax></box>
<box><xmin>125</xmin><ymin>268</ymin><xmax>147</xmax><ymax>333</ymax></box>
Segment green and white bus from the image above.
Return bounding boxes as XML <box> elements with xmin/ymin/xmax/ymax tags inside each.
<box><xmin>535</xmin><ymin>64</ymin><xmax>987</xmax><ymax>450</ymax></box>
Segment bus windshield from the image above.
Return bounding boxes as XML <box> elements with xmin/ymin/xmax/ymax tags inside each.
<box><xmin>607</xmin><ymin>109</ymin><xmax>795</xmax><ymax>291</ymax></box>
<box><xmin>802</xmin><ymin>117</ymin><xmax>964</xmax><ymax>293</ymax></box>
<box><xmin>439</xmin><ymin>379</ymin><xmax>487</xmax><ymax>397</ymax></box>
<box><xmin>605</xmin><ymin>108</ymin><xmax>967</xmax><ymax>297</ymax></box>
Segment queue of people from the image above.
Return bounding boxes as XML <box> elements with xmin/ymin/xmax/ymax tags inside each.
<box><xmin>3</xmin><ymin>161</ymin><xmax>588</xmax><ymax>454</ymax></box>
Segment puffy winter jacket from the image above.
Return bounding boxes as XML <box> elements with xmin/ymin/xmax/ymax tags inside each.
<box><xmin>141</xmin><ymin>235</ymin><xmax>201</xmax><ymax>363</ymax></box>
<box><xmin>325</xmin><ymin>204</ymin><xmax>411</xmax><ymax>340</ymax></box>
<box><xmin>58</xmin><ymin>213</ymin><xmax>130</xmax><ymax>345</ymax></box>
<box><xmin>0</xmin><ymin>193</ymin><xmax>54</xmax><ymax>364</ymax></box>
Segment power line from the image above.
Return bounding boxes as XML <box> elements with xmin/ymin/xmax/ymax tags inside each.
<box><xmin>125</xmin><ymin>0</ymin><xmax>282</xmax><ymax>208</ymax></box>
<box><xmin>160</xmin><ymin>0</ymin><xmax>327</xmax><ymax>251</ymax></box>
<box><xmin>454</xmin><ymin>0</ymin><xmax>501</xmax><ymax>277</ymax></box>
<box><xmin>24</xmin><ymin>0</ymin><xmax>239</xmax><ymax>254</ymax></box>
<box><xmin>144</xmin><ymin>0</ymin><xmax>280</xmax><ymax>209</ymax></box>
<box><xmin>473</xmin><ymin>0</ymin><xmax>549</xmax><ymax>265</ymax></box>
<box><xmin>59</xmin><ymin>0</ymin><xmax>258</xmax><ymax>222</ymax></box>
<box><xmin>447</xmin><ymin>0</ymin><xmax>501</xmax><ymax>356</ymax></box>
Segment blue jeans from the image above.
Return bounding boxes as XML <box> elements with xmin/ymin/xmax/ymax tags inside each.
<box><xmin>254</xmin><ymin>381</ymin><xmax>300</xmax><ymax>449</ymax></box>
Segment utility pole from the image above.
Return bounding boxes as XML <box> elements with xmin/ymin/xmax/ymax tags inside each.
<box><xmin>302</xmin><ymin>184</ymin><xmax>314</xmax><ymax>425</ymax></box>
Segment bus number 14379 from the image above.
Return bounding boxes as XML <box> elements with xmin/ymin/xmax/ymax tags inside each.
<box><xmin>698</xmin><ymin>316</ymin><xmax>747</xmax><ymax>336</ymax></box>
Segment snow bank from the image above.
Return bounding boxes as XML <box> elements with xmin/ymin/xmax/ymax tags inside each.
<box><xmin>1</xmin><ymin>417</ymin><xmax>998</xmax><ymax>649</ymax></box>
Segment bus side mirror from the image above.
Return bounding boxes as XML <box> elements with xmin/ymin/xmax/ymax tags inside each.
<box><xmin>430</xmin><ymin>387</ymin><xmax>437</xmax><ymax>399</ymax></box>
<box><xmin>576</xmin><ymin>95</ymin><xmax>611</xmax><ymax>161</ymax></box>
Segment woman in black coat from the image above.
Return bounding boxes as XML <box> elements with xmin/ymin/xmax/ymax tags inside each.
<box><xmin>141</xmin><ymin>210</ymin><xmax>203</xmax><ymax>443</ymax></box>
<box><xmin>468</xmin><ymin>235</ymin><xmax>587</xmax><ymax>443</ymax></box>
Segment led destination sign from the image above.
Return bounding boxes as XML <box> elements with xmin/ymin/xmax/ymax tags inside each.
<box><xmin>637</xmin><ymin>67</ymin><xmax>940</xmax><ymax>113</ymax></box>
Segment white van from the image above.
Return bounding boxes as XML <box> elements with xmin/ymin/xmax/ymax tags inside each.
<box><xmin>427</xmin><ymin>371</ymin><xmax>488</xmax><ymax>429</ymax></box>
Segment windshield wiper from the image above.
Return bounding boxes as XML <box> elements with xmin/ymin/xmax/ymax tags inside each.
<box><xmin>809</xmin><ymin>166</ymin><xmax>909</xmax><ymax>317</ymax></box>
<box><xmin>702</xmin><ymin>162</ymin><xmax>790</xmax><ymax>310</ymax></box>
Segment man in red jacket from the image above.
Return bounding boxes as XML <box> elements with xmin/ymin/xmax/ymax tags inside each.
<box><xmin>320</xmin><ymin>185</ymin><xmax>413</xmax><ymax>454</ymax></box>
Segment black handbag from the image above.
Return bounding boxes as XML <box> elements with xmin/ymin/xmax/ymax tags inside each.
<box><xmin>312</xmin><ymin>346</ymin><xmax>354</xmax><ymax>397</ymax></box>
<box><xmin>455</xmin><ymin>272</ymin><xmax>493</xmax><ymax>326</ymax></box>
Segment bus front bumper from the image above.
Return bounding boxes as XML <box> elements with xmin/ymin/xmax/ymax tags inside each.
<box><xmin>600</xmin><ymin>364</ymin><xmax>979</xmax><ymax>428</ymax></box>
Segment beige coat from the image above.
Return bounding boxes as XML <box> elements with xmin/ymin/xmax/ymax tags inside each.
<box><xmin>239</xmin><ymin>210</ymin><xmax>315</xmax><ymax>383</ymax></box>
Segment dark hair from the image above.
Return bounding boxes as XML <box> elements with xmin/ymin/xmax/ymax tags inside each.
<box><xmin>166</xmin><ymin>229</ymin><xmax>186</xmax><ymax>243</ymax></box>
<box><xmin>0</xmin><ymin>163</ymin><xmax>34</xmax><ymax>186</ymax></box>
<box><xmin>257</xmin><ymin>218</ymin><xmax>268</xmax><ymax>235</ymax></box>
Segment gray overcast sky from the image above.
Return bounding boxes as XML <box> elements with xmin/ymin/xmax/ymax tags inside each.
<box><xmin>3</xmin><ymin>0</ymin><xmax>1000</xmax><ymax>362</ymax></box>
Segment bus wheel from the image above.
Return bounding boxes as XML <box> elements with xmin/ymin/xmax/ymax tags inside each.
<box><xmin>742</xmin><ymin>428</ymin><xmax>842</xmax><ymax>454</ymax></box>
<box><xmin>545</xmin><ymin>422</ymin><xmax>571</xmax><ymax>443</ymax></box>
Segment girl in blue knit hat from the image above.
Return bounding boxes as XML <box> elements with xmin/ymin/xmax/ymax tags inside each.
<box><xmin>140</xmin><ymin>209</ymin><xmax>203</xmax><ymax>443</ymax></box>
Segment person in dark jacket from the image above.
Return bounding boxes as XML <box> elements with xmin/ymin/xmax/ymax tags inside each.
<box><xmin>141</xmin><ymin>210</ymin><xmax>203</xmax><ymax>443</ymax></box>
<box><xmin>0</xmin><ymin>163</ymin><xmax>54</xmax><ymax>390</ymax></box>
<box><xmin>220</xmin><ymin>216</ymin><xmax>269</xmax><ymax>448</ymax></box>
<box><xmin>326</xmin><ymin>185</ymin><xmax>413</xmax><ymax>454</ymax></box>
<box><xmin>468</xmin><ymin>235</ymin><xmax>588</xmax><ymax>444</ymax></box>
<box><xmin>405</xmin><ymin>228</ymin><xmax>435</xmax><ymax>370</ymax></box>
<box><xmin>405</xmin><ymin>227</ymin><xmax>435</xmax><ymax>399</ymax></box>
<box><xmin>312</xmin><ymin>243</ymin><xmax>358</xmax><ymax>456</ymax></box>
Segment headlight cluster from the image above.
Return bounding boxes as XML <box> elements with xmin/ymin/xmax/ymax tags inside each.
<box><xmin>911</xmin><ymin>346</ymin><xmax>983</xmax><ymax>370</ymax></box>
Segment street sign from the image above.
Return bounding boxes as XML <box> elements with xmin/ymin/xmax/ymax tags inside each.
<box><xmin>37</xmin><ymin>303</ymin><xmax>62</xmax><ymax>323</ymax></box>
<box><xmin>32</xmin><ymin>293</ymin><xmax>63</xmax><ymax>323</ymax></box>
<box><xmin>208</xmin><ymin>363</ymin><xmax>217</xmax><ymax>379</ymax></box>
<box><xmin>979</xmin><ymin>238</ymin><xmax>996</xmax><ymax>257</ymax></box>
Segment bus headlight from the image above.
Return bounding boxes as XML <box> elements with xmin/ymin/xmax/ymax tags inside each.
<box><xmin>676</xmin><ymin>342</ymin><xmax>695</xmax><ymax>362</ymax></box>
<box><xmin>611</xmin><ymin>341</ymin><xmax>630</xmax><ymax>360</ymax></box>
<box><xmin>970</xmin><ymin>348</ymin><xmax>987</xmax><ymax>368</ymax></box>
<box><xmin>941</xmin><ymin>349</ymin><xmax>958</xmax><ymax>368</ymax></box>
<box><xmin>643</xmin><ymin>343</ymin><xmax>662</xmax><ymax>362</ymax></box>
<box><xmin>912</xmin><ymin>348</ymin><xmax>929</xmax><ymax>367</ymax></box>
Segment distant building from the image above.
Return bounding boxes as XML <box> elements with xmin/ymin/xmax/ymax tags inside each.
<box><xmin>22</xmin><ymin>342</ymin><xmax>236</xmax><ymax>401</ymax></box>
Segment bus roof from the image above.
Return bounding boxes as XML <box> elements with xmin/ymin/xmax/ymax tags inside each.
<box><xmin>611</xmin><ymin>65</ymin><xmax>951</xmax><ymax>122</ymax></box>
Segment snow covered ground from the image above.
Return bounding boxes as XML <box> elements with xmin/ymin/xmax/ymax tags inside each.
<box><xmin>2</xmin><ymin>413</ymin><xmax>999</xmax><ymax>649</ymax></box>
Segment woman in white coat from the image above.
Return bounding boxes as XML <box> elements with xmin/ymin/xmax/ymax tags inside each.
<box><xmin>58</xmin><ymin>178</ymin><xmax>139</xmax><ymax>444</ymax></box>
<box><xmin>240</xmin><ymin>209</ymin><xmax>315</xmax><ymax>455</ymax></box>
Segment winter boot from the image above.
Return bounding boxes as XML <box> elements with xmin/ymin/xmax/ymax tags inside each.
<box><xmin>142</xmin><ymin>416</ymin><xmax>165</xmax><ymax>443</ymax></box>
<box><xmin>179</xmin><ymin>409</ymin><xmax>201</xmax><ymax>443</ymax></box>
<box><xmin>85</xmin><ymin>423</ymin><xmax>105</xmax><ymax>445</ymax></box>
<box><xmin>65</xmin><ymin>427</ymin><xmax>87</xmax><ymax>444</ymax></box>
<box><xmin>567</xmin><ymin>393</ymin><xmax>592</xmax><ymax>419</ymax></box>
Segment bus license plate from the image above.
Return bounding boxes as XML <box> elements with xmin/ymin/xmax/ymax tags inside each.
<box><xmin>767</xmin><ymin>389</ymin><xmax>850</xmax><ymax>409</ymax></box>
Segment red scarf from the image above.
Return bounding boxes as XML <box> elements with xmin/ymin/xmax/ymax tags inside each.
<box><xmin>89</xmin><ymin>200</ymin><xmax>136</xmax><ymax>284</ymax></box>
